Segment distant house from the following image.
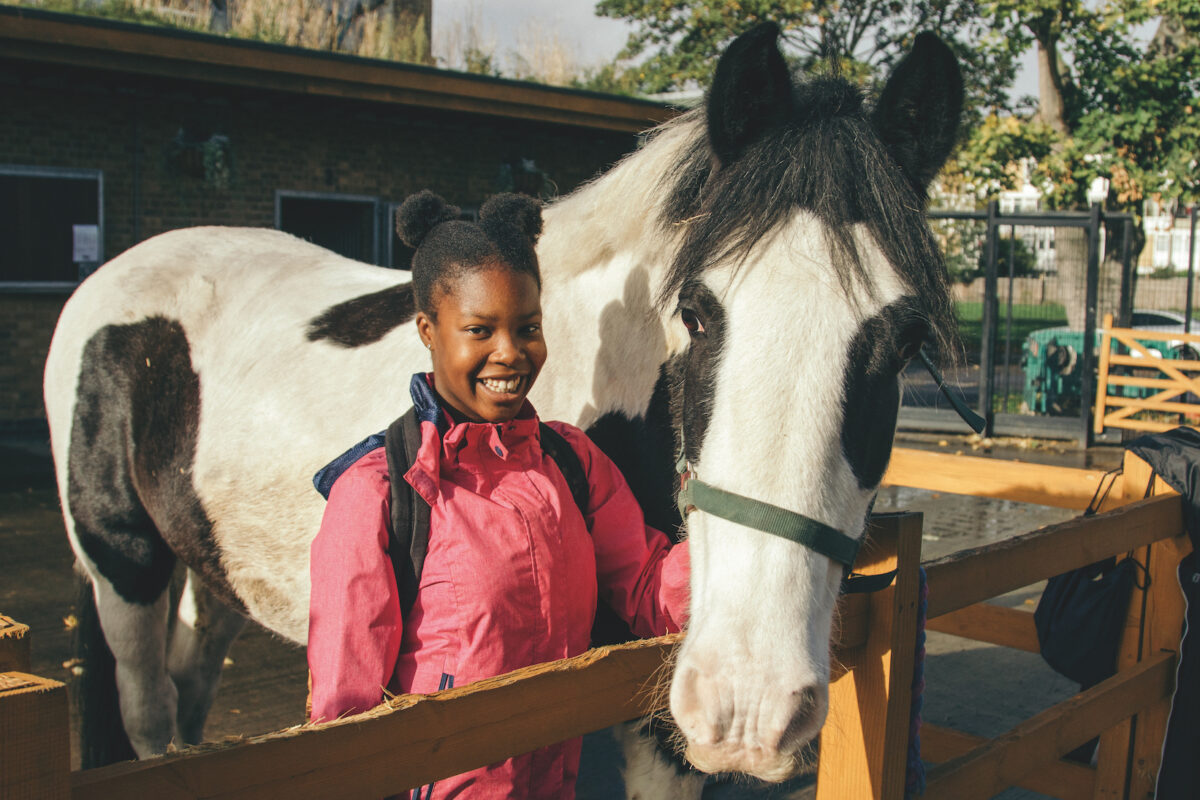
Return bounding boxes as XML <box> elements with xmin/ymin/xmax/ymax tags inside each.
<box><xmin>1142</xmin><ymin>198</ymin><xmax>1199</xmax><ymax>273</ymax></box>
<box><xmin>0</xmin><ymin>6</ymin><xmax>674</xmax><ymax>430</ymax></box>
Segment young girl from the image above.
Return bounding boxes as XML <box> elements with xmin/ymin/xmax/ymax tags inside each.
<box><xmin>307</xmin><ymin>190</ymin><xmax>690</xmax><ymax>799</ymax></box>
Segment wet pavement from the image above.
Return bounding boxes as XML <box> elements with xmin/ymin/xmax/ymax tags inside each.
<box><xmin>0</xmin><ymin>431</ymin><xmax>1125</xmax><ymax>798</ymax></box>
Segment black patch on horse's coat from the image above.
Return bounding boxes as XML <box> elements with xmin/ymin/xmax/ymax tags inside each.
<box><xmin>841</xmin><ymin>299</ymin><xmax>929</xmax><ymax>488</ymax></box>
<box><xmin>305</xmin><ymin>283</ymin><xmax>416</xmax><ymax>347</ymax></box>
<box><xmin>674</xmin><ymin>282</ymin><xmax>726</xmax><ymax>465</ymax></box>
<box><xmin>657</xmin><ymin>26</ymin><xmax>961</xmax><ymax>364</ymax></box>
<box><xmin>586</xmin><ymin>364</ymin><xmax>682</xmax><ymax>539</ymax></box>
<box><xmin>638</xmin><ymin>710</ymin><xmax>697</xmax><ymax>777</ymax></box>
<box><xmin>67</xmin><ymin>317</ymin><xmax>243</xmax><ymax>610</ymax></box>
<box><xmin>586</xmin><ymin>364</ymin><xmax>682</xmax><ymax>647</ymax></box>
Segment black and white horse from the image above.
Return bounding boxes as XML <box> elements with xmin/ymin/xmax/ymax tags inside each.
<box><xmin>44</xmin><ymin>23</ymin><xmax>962</xmax><ymax>791</ymax></box>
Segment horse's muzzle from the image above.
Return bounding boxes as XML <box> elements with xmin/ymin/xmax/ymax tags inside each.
<box><xmin>670</xmin><ymin>665</ymin><xmax>828</xmax><ymax>781</ymax></box>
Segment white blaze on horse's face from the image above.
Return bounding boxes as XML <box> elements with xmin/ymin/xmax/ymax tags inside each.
<box><xmin>669</xmin><ymin>219</ymin><xmax>906</xmax><ymax>780</ymax></box>
<box><xmin>656</xmin><ymin>24</ymin><xmax>963</xmax><ymax>780</ymax></box>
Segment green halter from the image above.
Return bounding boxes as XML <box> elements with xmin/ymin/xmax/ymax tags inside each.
<box><xmin>675</xmin><ymin>452</ymin><xmax>861</xmax><ymax>569</ymax></box>
<box><xmin>670</xmin><ymin>349</ymin><xmax>979</xmax><ymax>585</ymax></box>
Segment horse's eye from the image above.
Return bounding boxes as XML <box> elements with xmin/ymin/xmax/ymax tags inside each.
<box><xmin>680</xmin><ymin>309</ymin><xmax>705</xmax><ymax>336</ymax></box>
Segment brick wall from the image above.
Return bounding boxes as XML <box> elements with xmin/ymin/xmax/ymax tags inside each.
<box><xmin>0</xmin><ymin>58</ymin><xmax>639</xmax><ymax>425</ymax></box>
<box><xmin>0</xmin><ymin>294</ymin><xmax>66</xmax><ymax>426</ymax></box>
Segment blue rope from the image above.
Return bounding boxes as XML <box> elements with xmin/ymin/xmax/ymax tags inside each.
<box><xmin>905</xmin><ymin>566</ymin><xmax>928</xmax><ymax>798</ymax></box>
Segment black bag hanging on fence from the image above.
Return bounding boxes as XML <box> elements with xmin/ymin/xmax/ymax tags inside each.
<box><xmin>1034</xmin><ymin>466</ymin><xmax>1145</xmax><ymax>690</ymax></box>
<box><xmin>1033</xmin><ymin>555</ymin><xmax>1141</xmax><ymax>689</ymax></box>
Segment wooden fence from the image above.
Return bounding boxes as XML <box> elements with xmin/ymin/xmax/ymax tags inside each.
<box><xmin>884</xmin><ymin>447</ymin><xmax>1190</xmax><ymax>799</ymax></box>
<box><xmin>2</xmin><ymin>447</ymin><xmax>1191</xmax><ymax>799</ymax></box>
<box><xmin>1094</xmin><ymin>312</ymin><xmax>1200</xmax><ymax>434</ymax></box>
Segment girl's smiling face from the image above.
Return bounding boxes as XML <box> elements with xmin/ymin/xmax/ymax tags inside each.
<box><xmin>416</xmin><ymin>264</ymin><xmax>547</xmax><ymax>424</ymax></box>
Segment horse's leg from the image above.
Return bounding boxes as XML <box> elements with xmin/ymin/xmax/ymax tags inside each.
<box><xmin>90</xmin><ymin>575</ymin><xmax>179</xmax><ymax>757</ymax></box>
<box><xmin>168</xmin><ymin>569</ymin><xmax>247</xmax><ymax>745</ymax></box>
<box><xmin>619</xmin><ymin>721</ymin><xmax>706</xmax><ymax>800</ymax></box>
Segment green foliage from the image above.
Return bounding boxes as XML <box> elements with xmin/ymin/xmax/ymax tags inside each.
<box><xmin>956</xmin><ymin>1</ymin><xmax>1199</xmax><ymax>213</ymax></box>
<box><xmin>463</xmin><ymin>47</ymin><xmax>502</xmax><ymax>77</ymax></box>
<box><xmin>6</xmin><ymin>0</ymin><xmax>433</xmax><ymax>66</ymax></box>
<box><xmin>931</xmin><ymin>217</ymin><xmax>987</xmax><ymax>283</ymax></box>
<box><xmin>980</xmin><ymin>235</ymin><xmax>1039</xmax><ymax>278</ymax></box>
<box><xmin>12</xmin><ymin>0</ymin><xmax>205</xmax><ymax>30</ymax></box>
<box><xmin>594</xmin><ymin>0</ymin><xmax>1022</xmax><ymax>126</ymax></box>
<box><xmin>571</xmin><ymin>62</ymin><xmax>644</xmax><ymax>96</ymax></box>
<box><xmin>1069</xmin><ymin>2</ymin><xmax>1200</xmax><ymax>208</ymax></box>
<box><xmin>942</xmin><ymin>114</ymin><xmax>1061</xmax><ymax>201</ymax></box>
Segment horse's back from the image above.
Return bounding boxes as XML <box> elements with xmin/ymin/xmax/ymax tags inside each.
<box><xmin>46</xmin><ymin>226</ymin><xmax>418</xmax><ymax>641</ymax></box>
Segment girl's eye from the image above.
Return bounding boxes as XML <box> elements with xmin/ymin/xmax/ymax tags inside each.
<box><xmin>523</xmin><ymin>324</ymin><xmax>542</xmax><ymax>335</ymax></box>
<box><xmin>680</xmin><ymin>309</ymin><xmax>705</xmax><ymax>336</ymax></box>
<box><xmin>466</xmin><ymin>326</ymin><xmax>488</xmax><ymax>336</ymax></box>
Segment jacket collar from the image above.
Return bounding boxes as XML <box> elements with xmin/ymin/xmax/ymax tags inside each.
<box><xmin>313</xmin><ymin>373</ymin><xmax>542</xmax><ymax>500</ymax></box>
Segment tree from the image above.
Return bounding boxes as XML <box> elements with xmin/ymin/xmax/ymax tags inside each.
<box><xmin>594</xmin><ymin>0</ymin><xmax>1023</xmax><ymax>124</ymax></box>
<box><xmin>16</xmin><ymin>0</ymin><xmax>432</xmax><ymax>64</ymax></box>
<box><xmin>980</xmin><ymin>234</ymin><xmax>1039</xmax><ymax>278</ymax></box>
<box><xmin>953</xmin><ymin>1</ymin><xmax>1200</xmax><ymax>326</ymax></box>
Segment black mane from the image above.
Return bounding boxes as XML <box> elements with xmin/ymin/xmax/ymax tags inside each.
<box><xmin>658</xmin><ymin>75</ymin><xmax>958</xmax><ymax>358</ymax></box>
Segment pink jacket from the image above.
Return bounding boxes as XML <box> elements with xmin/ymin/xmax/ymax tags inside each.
<box><xmin>308</xmin><ymin>398</ymin><xmax>689</xmax><ymax>799</ymax></box>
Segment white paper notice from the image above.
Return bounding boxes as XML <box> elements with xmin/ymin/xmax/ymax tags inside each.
<box><xmin>73</xmin><ymin>224</ymin><xmax>99</xmax><ymax>262</ymax></box>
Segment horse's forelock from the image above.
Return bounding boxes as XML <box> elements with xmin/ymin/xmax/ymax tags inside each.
<box><xmin>656</xmin><ymin>76</ymin><xmax>958</xmax><ymax>362</ymax></box>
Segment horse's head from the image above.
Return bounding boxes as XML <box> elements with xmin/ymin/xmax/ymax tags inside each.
<box><xmin>663</xmin><ymin>24</ymin><xmax>962</xmax><ymax>780</ymax></box>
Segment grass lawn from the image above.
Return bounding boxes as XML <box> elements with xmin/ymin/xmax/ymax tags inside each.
<box><xmin>955</xmin><ymin>301</ymin><xmax>1068</xmax><ymax>363</ymax></box>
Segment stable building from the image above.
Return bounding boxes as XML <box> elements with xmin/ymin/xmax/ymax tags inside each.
<box><xmin>0</xmin><ymin>6</ymin><xmax>673</xmax><ymax>430</ymax></box>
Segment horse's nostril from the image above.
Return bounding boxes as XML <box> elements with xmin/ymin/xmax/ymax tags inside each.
<box><xmin>776</xmin><ymin>686</ymin><xmax>824</xmax><ymax>753</ymax></box>
<box><xmin>795</xmin><ymin>686</ymin><xmax>818</xmax><ymax>714</ymax></box>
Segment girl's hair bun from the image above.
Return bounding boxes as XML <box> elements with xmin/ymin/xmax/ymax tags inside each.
<box><xmin>396</xmin><ymin>190</ymin><xmax>460</xmax><ymax>248</ymax></box>
<box><xmin>479</xmin><ymin>193</ymin><xmax>543</xmax><ymax>245</ymax></box>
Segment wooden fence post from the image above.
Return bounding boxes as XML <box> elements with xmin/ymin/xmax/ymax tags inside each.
<box><xmin>1</xmin><ymin>615</ymin><xmax>71</xmax><ymax>800</ymax></box>
<box><xmin>816</xmin><ymin>512</ymin><xmax>923</xmax><ymax>800</ymax></box>
<box><xmin>1094</xmin><ymin>452</ymin><xmax>1188</xmax><ymax>800</ymax></box>
<box><xmin>1124</xmin><ymin>530</ymin><xmax>1191</xmax><ymax>800</ymax></box>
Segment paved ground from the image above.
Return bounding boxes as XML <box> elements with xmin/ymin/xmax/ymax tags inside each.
<box><xmin>0</xmin><ymin>431</ymin><xmax>1121</xmax><ymax>798</ymax></box>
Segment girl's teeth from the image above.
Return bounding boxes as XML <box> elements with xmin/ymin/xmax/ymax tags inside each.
<box><xmin>482</xmin><ymin>378</ymin><xmax>520</xmax><ymax>393</ymax></box>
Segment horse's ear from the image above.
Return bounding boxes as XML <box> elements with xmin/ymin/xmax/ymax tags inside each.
<box><xmin>873</xmin><ymin>32</ymin><xmax>963</xmax><ymax>195</ymax></box>
<box><xmin>707</xmin><ymin>22</ymin><xmax>793</xmax><ymax>167</ymax></box>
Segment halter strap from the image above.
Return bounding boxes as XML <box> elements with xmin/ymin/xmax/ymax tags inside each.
<box><xmin>675</xmin><ymin>454</ymin><xmax>861</xmax><ymax>568</ymax></box>
<box><xmin>918</xmin><ymin>348</ymin><xmax>986</xmax><ymax>434</ymax></box>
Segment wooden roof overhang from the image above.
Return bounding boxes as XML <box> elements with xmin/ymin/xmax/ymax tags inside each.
<box><xmin>0</xmin><ymin>6</ymin><xmax>676</xmax><ymax>133</ymax></box>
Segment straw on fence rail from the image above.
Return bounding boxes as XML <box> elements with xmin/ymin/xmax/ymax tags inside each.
<box><xmin>0</xmin><ymin>614</ymin><xmax>31</xmax><ymax>673</ymax></box>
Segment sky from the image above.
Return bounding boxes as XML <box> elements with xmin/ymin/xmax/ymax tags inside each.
<box><xmin>433</xmin><ymin>0</ymin><xmax>634</xmax><ymax>71</ymax></box>
<box><xmin>432</xmin><ymin>1</ymin><xmax>1045</xmax><ymax>97</ymax></box>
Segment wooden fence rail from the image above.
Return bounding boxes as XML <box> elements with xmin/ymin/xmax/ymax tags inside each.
<box><xmin>903</xmin><ymin>449</ymin><xmax>1190</xmax><ymax>800</ymax></box>
<box><xmin>883</xmin><ymin>447</ymin><xmax>1108</xmax><ymax>511</ymax></box>
<box><xmin>2</xmin><ymin>449</ymin><xmax>1191</xmax><ymax>800</ymax></box>
<box><xmin>1</xmin><ymin>516</ymin><xmax>923</xmax><ymax>800</ymax></box>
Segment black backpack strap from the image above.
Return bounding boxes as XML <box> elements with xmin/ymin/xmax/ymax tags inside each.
<box><xmin>539</xmin><ymin>422</ymin><xmax>590</xmax><ymax>520</ymax></box>
<box><xmin>385</xmin><ymin>407</ymin><xmax>430</xmax><ymax>618</ymax></box>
